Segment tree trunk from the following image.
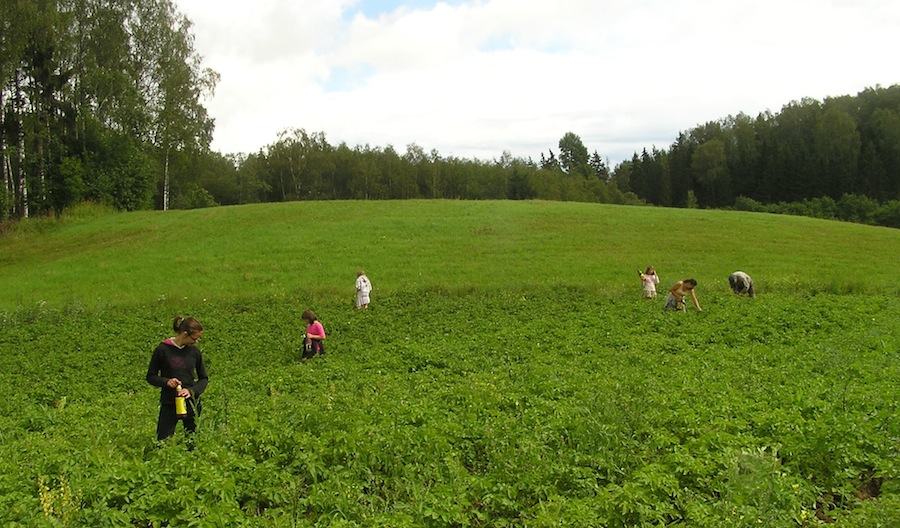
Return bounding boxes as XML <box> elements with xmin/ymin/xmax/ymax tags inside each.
<box><xmin>14</xmin><ymin>72</ymin><xmax>28</xmax><ymax>219</ymax></box>
<box><xmin>0</xmin><ymin>87</ymin><xmax>7</xmax><ymax>220</ymax></box>
<box><xmin>163</xmin><ymin>145</ymin><xmax>170</xmax><ymax>210</ymax></box>
<box><xmin>18</xmin><ymin>131</ymin><xmax>28</xmax><ymax>219</ymax></box>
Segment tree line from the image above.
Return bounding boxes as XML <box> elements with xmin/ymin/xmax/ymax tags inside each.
<box><xmin>108</xmin><ymin>86</ymin><xmax>900</xmax><ymax>229</ymax></box>
<box><xmin>176</xmin><ymin>128</ymin><xmax>635</xmax><ymax>209</ymax></box>
<box><xmin>3</xmin><ymin>1</ymin><xmax>899</xmax><ymax>228</ymax></box>
<box><xmin>616</xmin><ymin>85</ymin><xmax>900</xmax><ymax>226</ymax></box>
<box><xmin>1</xmin><ymin>0</ymin><xmax>217</xmax><ymax>218</ymax></box>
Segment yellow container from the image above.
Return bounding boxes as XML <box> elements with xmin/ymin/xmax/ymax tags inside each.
<box><xmin>174</xmin><ymin>385</ymin><xmax>187</xmax><ymax>417</ymax></box>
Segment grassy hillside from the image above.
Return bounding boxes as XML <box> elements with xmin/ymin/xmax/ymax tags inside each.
<box><xmin>1</xmin><ymin>200</ymin><xmax>898</xmax><ymax>311</ymax></box>
<box><xmin>1</xmin><ymin>201</ymin><xmax>898</xmax><ymax>527</ymax></box>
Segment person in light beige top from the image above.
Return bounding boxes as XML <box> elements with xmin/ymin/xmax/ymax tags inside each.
<box><xmin>664</xmin><ymin>279</ymin><xmax>702</xmax><ymax>312</ymax></box>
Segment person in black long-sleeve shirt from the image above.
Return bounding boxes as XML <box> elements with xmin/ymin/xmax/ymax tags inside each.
<box><xmin>146</xmin><ymin>316</ymin><xmax>208</xmax><ymax>441</ymax></box>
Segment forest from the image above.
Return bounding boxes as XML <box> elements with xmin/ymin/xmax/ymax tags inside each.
<box><xmin>2</xmin><ymin>0</ymin><xmax>900</xmax><ymax>227</ymax></box>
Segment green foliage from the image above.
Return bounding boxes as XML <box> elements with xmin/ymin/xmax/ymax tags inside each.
<box><xmin>238</xmin><ymin>133</ymin><xmax>622</xmax><ymax>205</ymax></box>
<box><xmin>171</xmin><ymin>184</ymin><xmax>219</xmax><ymax>210</ymax></box>
<box><xmin>620</xmin><ymin>84</ymin><xmax>900</xmax><ymax>222</ymax></box>
<box><xmin>2</xmin><ymin>0</ymin><xmax>214</xmax><ymax>219</ymax></box>
<box><xmin>0</xmin><ymin>291</ymin><xmax>897</xmax><ymax>526</ymax></box>
<box><xmin>558</xmin><ymin>132</ymin><xmax>591</xmax><ymax>177</ymax></box>
<box><xmin>2</xmin><ymin>200</ymin><xmax>900</xmax><ymax>312</ymax></box>
<box><xmin>110</xmin><ymin>145</ymin><xmax>157</xmax><ymax>212</ymax></box>
<box><xmin>733</xmin><ymin>195</ymin><xmax>764</xmax><ymax>212</ymax></box>
<box><xmin>873</xmin><ymin>200</ymin><xmax>900</xmax><ymax>228</ymax></box>
<box><xmin>692</xmin><ymin>139</ymin><xmax>727</xmax><ymax>186</ymax></box>
<box><xmin>50</xmin><ymin>157</ymin><xmax>87</xmax><ymax>216</ymax></box>
<box><xmin>685</xmin><ymin>190</ymin><xmax>698</xmax><ymax>209</ymax></box>
<box><xmin>0</xmin><ymin>200</ymin><xmax>898</xmax><ymax>525</ymax></box>
<box><xmin>731</xmin><ymin>193</ymin><xmax>900</xmax><ymax>228</ymax></box>
<box><xmin>3</xmin><ymin>0</ymin><xmax>898</xmax><ymax>226</ymax></box>
<box><xmin>61</xmin><ymin>201</ymin><xmax>118</xmax><ymax>221</ymax></box>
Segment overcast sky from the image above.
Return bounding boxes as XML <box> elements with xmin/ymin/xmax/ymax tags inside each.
<box><xmin>177</xmin><ymin>0</ymin><xmax>898</xmax><ymax>166</ymax></box>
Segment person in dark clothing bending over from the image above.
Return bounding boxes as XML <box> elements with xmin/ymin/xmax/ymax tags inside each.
<box><xmin>728</xmin><ymin>271</ymin><xmax>755</xmax><ymax>297</ymax></box>
<box><xmin>146</xmin><ymin>316</ymin><xmax>208</xmax><ymax>441</ymax></box>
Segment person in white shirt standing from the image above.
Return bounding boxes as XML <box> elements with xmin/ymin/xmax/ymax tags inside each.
<box><xmin>355</xmin><ymin>270</ymin><xmax>372</xmax><ymax>310</ymax></box>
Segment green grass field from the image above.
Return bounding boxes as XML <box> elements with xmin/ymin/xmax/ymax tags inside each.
<box><xmin>2</xmin><ymin>200</ymin><xmax>898</xmax><ymax>310</ymax></box>
<box><xmin>1</xmin><ymin>201</ymin><xmax>898</xmax><ymax>527</ymax></box>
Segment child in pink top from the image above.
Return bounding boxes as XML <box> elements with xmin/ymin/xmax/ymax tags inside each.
<box><xmin>301</xmin><ymin>308</ymin><xmax>326</xmax><ymax>358</ymax></box>
<box><xmin>639</xmin><ymin>266</ymin><xmax>660</xmax><ymax>299</ymax></box>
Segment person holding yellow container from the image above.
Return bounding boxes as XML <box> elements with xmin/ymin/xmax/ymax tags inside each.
<box><xmin>639</xmin><ymin>266</ymin><xmax>660</xmax><ymax>300</ymax></box>
<box><xmin>146</xmin><ymin>316</ymin><xmax>208</xmax><ymax>441</ymax></box>
<box><xmin>664</xmin><ymin>279</ymin><xmax>702</xmax><ymax>312</ymax></box>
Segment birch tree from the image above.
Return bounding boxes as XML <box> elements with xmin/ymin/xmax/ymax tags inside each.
<box><xmin>130</xmin><ymin>0</ymin><xmax>218</xmax><ymax>210</ymax></box>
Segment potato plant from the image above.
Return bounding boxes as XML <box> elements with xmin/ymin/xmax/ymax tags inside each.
<box><xmin>1</xmin><ymin>290</ymin><xmax>897</xmax><ymax>527</ymax></box>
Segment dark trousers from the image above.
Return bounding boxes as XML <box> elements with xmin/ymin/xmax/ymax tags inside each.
<box><xmin>302</xmin><ymin>340</ymin><xmax>325</xmax><ymax>359</ymax></box>
<box><xmin>156</xmin><ymin>400</ymin><xmax>202</xmax><ymax>441</ymax></box>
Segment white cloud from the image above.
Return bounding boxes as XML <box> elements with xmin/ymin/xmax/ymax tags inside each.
<box><xmin>178</xmin><ymin>0</ymin><xmax>900</xmax><ymax>165</ymax></box>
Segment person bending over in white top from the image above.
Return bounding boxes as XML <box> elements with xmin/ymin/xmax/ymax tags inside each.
<box><xmin>728</xmin><ymin>271</ymin><xmax>755</xmax><ymax>297</ymax></box>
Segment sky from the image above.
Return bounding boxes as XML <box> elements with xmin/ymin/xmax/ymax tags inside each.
<box><xmin>177</xmin><ymin>0</ymin><xmax>899</xmax><ymax>166</ymax></box>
